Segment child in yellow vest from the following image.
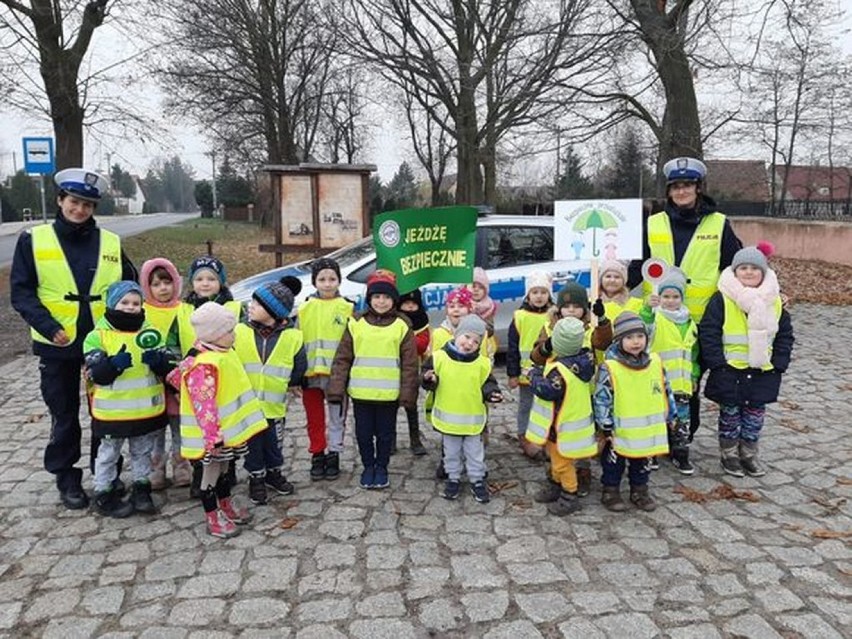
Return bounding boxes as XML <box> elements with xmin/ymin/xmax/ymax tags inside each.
<box><xmin>507</xmin><ymin>270</ymin><xmax>554</xmax><ymax>444</ymax></box>
<box><xmin>167</xmin><ymin>302</ymin><xmax>267</xmax><ymax>538</ymax></box>
<box><xmin>327</xmin><ymin>271</ymin><xmax>419</xmax><ymax>490</ymax></box>
<box><xmin>525</xmin><ymin>317</ymin><xmax>595</xmax><ymax>516</ymax></box>
<box><xmin>84</xmin><ymin>281</ymin><xmax>173</xmax><ymax>518</ymax></box>
<box><xmin>599</xmin><ymin>259</ymin><xmax>643</xmax><ymax>322</ymax></box>
<box><xmin>297</xmin><ymin>258</ymin><xmax>354</xmax><ymax>481</ymax></box>
<box><xmin>397</xmin><ymin>288</ymin><xmax>430</xmax><ymax>456</ymax></box>
<box><xmin>639</xmin><ymin>267</ymin><xmax>698</xmax><ymax>475</ymax></box>
<box><xmin>699</xmin><ymin>245</ymin><xmax>793</xmax><ymax>478</ymax></box>
<box><xmin>140</xmin><ymin>257</ymin><xmax>192</xmax><ymax>490</ymax></box>
<box><xmin>471</xmin><ymin>267</ymin><xmax>499</xmax><ymax>359</ymax></box>
<box><xmin>422</xmin><ymin>315</ymin><xmax>502</xmax><ymax>503</ymax></box>
<box><xmin>235</xmin><ymin>281</ymin><xmax>306</xmax><ymax>505</ymax></box>
<box><xmin>594</xmin><ymin>311</ymin><xmax>677</xmax><ymax>512</ymax></box>
<box><xmin>432</xmin><ymin>286</ymin><xmax>474</xmax><ymax>351</ymax></box>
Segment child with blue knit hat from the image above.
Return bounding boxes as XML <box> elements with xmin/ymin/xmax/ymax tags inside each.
<box><xmin>234</xmin><ymin>279</ymin><xmax>306</xmax><ymax>505</ymax></box>
<box><xmin>84</xmin><ymin>281</ymin><xmax>174</xmax><ymax>518</ymax></box>
<box><xmin>640</xmin><ymin>266</ymin><xmax>699</xmax><ymax>475</ymax></box>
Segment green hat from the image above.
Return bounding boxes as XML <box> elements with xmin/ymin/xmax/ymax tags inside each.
<box><xmin>551</xmin><ymin>317</ymin><xmax>585</xmax><ymax>357</ymax></box>
<box><xmin>556</xmin><ymin>282</ymin><xmax>589</xmax><ymax>309</ymax></box>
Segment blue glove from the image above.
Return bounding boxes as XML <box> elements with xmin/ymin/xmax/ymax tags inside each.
<box><xmin>110</xmin><ymin>344</ymin><xmax>132</xmax><ymax>372</ymax></box>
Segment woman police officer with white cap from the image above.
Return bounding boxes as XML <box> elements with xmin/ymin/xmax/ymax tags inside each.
<box><xmin>11</xmin><ymin>168</ymin><xmax>137</xmax><ymax>510</ymax></box>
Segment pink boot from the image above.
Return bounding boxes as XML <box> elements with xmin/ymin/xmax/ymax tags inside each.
<box><xmin>205</xmin><ymin>510</ymin><xmax>240</xmax><ymax>538</ymax></box>
<box><xmin>218</xmin><ymin>497</ymin><xmax>252</xmax><ymax>525</ymax></box>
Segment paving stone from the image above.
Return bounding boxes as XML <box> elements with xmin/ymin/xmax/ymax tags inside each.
<box><xmin>243</xmin><ymin>557</ymin><xmax>298</xmax><ymax>592</ymax></box>
<box><xmin>723</xmin><ymin>613</ymin><xmax>783</xmax><ymax>639</ymax></box>
<box><xmin>754</xmin><ymin>585</ymin><xmax>805</xmax><ymax>612</ymax></box>
<box><xmin>559</xmin><ymin>618</ymin><xmax>605</xmax><ymax>639</ymax></box>
<box><xmin>764</xmin><ymin>545</ymin><xmax>823</xmax><ymax>567</ymax></box>
<box><xmin>483</xmin><ymin>620</ymin><xmax>543</xmax><ymax>638</ymax></box>
<box><xmin>23</xmin><ymin>588</ymin><xmax>80</xmax><ymax>622</ymax></box>
<box><xmin>365</xmin><ymin>545</ymin><xmax>406</xmax><ymax>570</ymax></box>
<box><xmin>168</xmin><ymin>598</ymin><xmax>226</xmax><ymax>626</ymax></box>
<box><xmin>418</xmin><ymin>598</ymin><xmax>463</xmax><ymax>631</ymax></box>
<box><xmin>571</xmin><ymin>591</ymin><xmax>620</xmax><ymax>615</ymax></box>
<box><xmin>355</xmin><ymin>592</ymin><xmax>406</xmax><ymax>618</ymax></box>
<box><xmin>0</xmin><ymin>602</ymin><xmax>22</xmax><ymax>630</ymax></box>
<box><xmin>120</xmin><ymin>602</ymin><xmax>168</xmax><ymax>628</ymax></box>
<box><xmin>809</xmin><ymin>597</ymin><xmax>852</xmax><ymax>626</ymax></box>
<box><xmin>666</xmin><ymin>623</ymin><xmax>722</xmax><ymax>639</ymax></box>
<box><xmin>777</xmin><ymin>613</ymin><xmax>845</xmax><ymax>639</ymax></box>
<box><xmin>81</xmin><ymin>585</ymin><xmax>125</xmax><ymax>614</ymax></box>
<box><xmin>506</xmin><ymin>560</ymin><xmax>567</xmax><ymax>585</ymax></box>
<box><xmin>461</xmin><ymin>590</ymin><xmax>510</xmax><ymax>622</ymax></box>
<box><xmin>199</xmin><ymin>549</ymin><xmax>246</xmax><ymax>574</ymax></box>
<box><xmin>229</xmin><ymin>598</ymin><xmax>290</xmax><ymax>625</ymax></box>
<box><xmin>515</xmin><ymin>591</ymin><xmax>572</xmax><ymax>623</ymax></box>
<box><xmin>138</xmin><ymin>627</ymin><xmax>186</xmax><ymax>638</ymax></box>
<box><xmin>42</xmin><ymin>617</ymin><xmax>103</xmax><ymax>639</ymax></box>
<box><xmin>593</xmin><ymin>612</ymin><xmax>660</xmax><ymax>638</ymax></box>
<box><xmin>144</xmin><ymin>552</ymin><xmax>200</xmax><ymax>581</ymax></box>
<box><xmin>496</xmin><ymin>535</ymin><xmax>546</xmax><ymax>563</ymax></box>
<box><xmin>295</xmin><ymin>626</ymin><xmax>347</xmax><ymax>639</ymax></box>
<box><xmin>315</xmin><ymin>543</ymin><xmax>357</xmax><ymax>569</ymax></box>
<box><xmin>177</xmin><ymin>573</ymin><xmax>241</xmax><ymax>598</ymax></box>
<box><xmin>297</xmin><ymin>598</ymin><xmax>353</xmax><ymax>623</ymax></box>
<box><xmin>597</xmin><ymin>562</ymin><xmax>658</xmax><ymax>587</ymax></box>
<box><xmin>451</xmin><ymin>554</ymin><xmax>507</xmax><ymax>589</ymax></box>
<box><xmin>348</xmin><ymin>619</ymin><xmax>417</xmax><ymax>639</ymax></box>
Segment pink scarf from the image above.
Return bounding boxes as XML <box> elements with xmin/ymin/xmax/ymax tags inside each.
<box><xmin>472</xmin><ymin>296</ymin><xmax>497</xmax><ymax>321</ymax></box>
<box><xmin>716</xmin><ymin>267</ymin><xmax>780</xmax><ymax>368</ymax></box>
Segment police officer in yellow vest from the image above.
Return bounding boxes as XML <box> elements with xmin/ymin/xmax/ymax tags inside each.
<box><xmin>594</xmin><ymin>312</ymin><xmax>677</xmax><ymax>512</ymax></box>
<box><xmin>628</xmin><ymin>157</ymin><xmax>742</xmax><ymax>439</ymax></box>
<box><xmin>10</xmin><ymin>168</ymin><xmax>137</xmax><ymax>510</ymax></box>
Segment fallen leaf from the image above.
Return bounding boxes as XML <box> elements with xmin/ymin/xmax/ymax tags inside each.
<box><xmin>836</xmin><ymin>477</ymin><xmax>852</xmax><ymax>486</ymax></box>
<box><xmin>509</xmin><ymin>499</ymin><xmax>533</xmax><ymax>510</ymax></box>
<box><xmin>779</xmin><ymin>400</ymin><xmax>801</xmax><ymax>411</ymax></box>
<box><xmin>674</xmin><ymin>483</ymin><xmax>760</xmax><ymax>503</ymax></box>
<box><xmin>279</xmin><ymin>517</ymin><xmax>299</xmax><ymax>529</ymax></box>
<box><xmin>779</xmin><ymin>418</ymin><xmax>811</xmax><ymax>433</ymax></box>
<box><xmin>25</xmin><ymin>413</ymin><xmax>44</xmax><ymax>423</ymax></box>
<box><xmin>812</xmin><ymin>496</ymin><xmax>847</xmax><ymax>515</ymax></box>
<box><xmin>809</xmin><ymin>529</ymin><xmax>852</xmax><ymax>539</ymax></box>
<box><xmin>674</xmin><ymin>485</ymin><xmax>709</xmax><ymax>503</ymax></box>
<box><xmin>487</xmin><ymin>480</ymin><xmax>518</xmax><ymax>495</ymax></box>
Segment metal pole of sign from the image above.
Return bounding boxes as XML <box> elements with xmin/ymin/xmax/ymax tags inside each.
<box><xmin>40</xmin><ymin>174</ymin><xmax>48</xmax><ymax>223</ymax></box>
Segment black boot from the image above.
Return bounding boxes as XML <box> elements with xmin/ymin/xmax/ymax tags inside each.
<box><xmin>324</xmin><ymin>451</ymin><xmax>340</xmax><ymax>480</ymax></box>
<box><xmin>248</xmin><ymin>475</ymin><xmax>268</xmax><ymax>505</ymax></box>
<box><xmin>95</xmin><ymin>489</ymin><xmax>134</xmax><ymax>518</ymax></box>
<box><xmin>547</xmin><ymin>490</ymin><xmax>581</xmax><ymax>516</ymax></box>
<box><xmin>131</xmin><ymin>481</ymin><xmax>157</xmax><ymax>514</ymax></box>
<box><xmin>534</xmin><ymin>479</ymin><xmax>561</xmax><ymax>503</ymax></box>
<box><xmin>409</xmin><ymin>423</ymin><xmax>427</xmax><ymax>456</ymax></box>
<box><xmin>576</xmin><ymin>467</ymin><xmax>592</xmax><ymax>497</ymax></box>
<box><xmin>310</xmin><ymin>453</ymin><xmax>326</xmax><ymax>481</ymax></box>
<box><xmin>190</xmin><ymin>461</ymin><xmax>203</xmax><ymax>499</ymax></box>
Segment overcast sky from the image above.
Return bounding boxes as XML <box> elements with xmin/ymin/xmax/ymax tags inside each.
<box><xmin>1</xmin><ymin>0</ymin><xmax>851</xmax><ymax>184</ymax></box>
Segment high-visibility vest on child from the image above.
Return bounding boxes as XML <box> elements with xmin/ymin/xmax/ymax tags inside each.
<box><xmin>234</xmin><ymin>323</ymin><xmax>303</xmax><ymax>419</ymax></box>
<box><xmin>347</xmin><ymin>316</ymin><xmax>409</xmax><ymax>401</ymax></box>
<box><xmin>299</xmin><ymin>296</ymin><xmax>353</xmax><ymax>376</ymax></box>
<box><xmin>430</xmin><ymin>349</ymin><xmax>491</xmax><ymax>436</ymax></box>
<box><xmin>513</xmin><ymin>309</ymin><xmax>550</xmax><ymax>384</ymax></box>
<box><xmin>176</xmin><ymin>301</ymin><xmax>242</xmax><ymax>356</ymax></box>
<box><xmin>650</xmin><ymin>312</ymin><xmax>697</xmax><ymax>395</ymax></box>
<box><xmin>607</xmin><ymin>353</ymin><xmax>670</xmax><ymax>458</ymax></box>
<box><xmin>722</xmin><ymin>295</ymin><xmax>782</xmax><ymax>371</ymax></box>
<box><xmin>525</xmin><ymin>360</ymin><xmax>596</xmax><ymax>459</ymax></box>
<box><xmin>143</xmin><ymin>303</ymin><xmax>180</xmax><ymax>341</ymax></box>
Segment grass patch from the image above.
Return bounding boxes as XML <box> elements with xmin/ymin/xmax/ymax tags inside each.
<box><xmin>122</xmin><ymin>218</ymin><xmax>304</xmax><ymax>284</ymax></box>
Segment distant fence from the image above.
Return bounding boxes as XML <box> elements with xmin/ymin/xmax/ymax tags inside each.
<box><xmin>720</xmin><ymin>199</ymin><xmax>852</xmax><ymax>221</ymax></box>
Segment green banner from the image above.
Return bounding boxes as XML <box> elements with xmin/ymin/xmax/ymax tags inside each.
<box><xmin>373</xmin><ymin>206</ymin><xmax>478</xmax><ymax>293</ymax></box>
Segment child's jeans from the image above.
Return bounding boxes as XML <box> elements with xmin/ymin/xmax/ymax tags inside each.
<box><xmin>669</xmin><ymin>394</ymin><xmax>691</xmax><ymax>454</ymax></box>
<box><xmin>600</xmin><ymin>440</ymin><xmax>650</xmax><ymax>488</ymax></box>
<box><xmin>152</xmin><ymin>416</ymin><xmax>181</xmax><ymax>460</ymax></box>
<box><xmin>94</xmin><ymin>432</ymin><xmax>158</xmax><ymax>492</ymax></box>
<box><xmin>546</xmin><ymin>440</ymin><xmax>577</xmax><ymax>493</ymax></box>
<box><xmin>245</xmin><ymin>419</ymin><xmax>285</xmax><ymax>477</ymax></box>
<box><xmin>303</xmin><ymin>386</ymin><xmax>347</xmax><ymax>454</ymax></box>
<box><xmin>352</xmin><ymin>400</ymin><xmax>397</xmax><ymax>471</ymax></box>
<box><xmin>718</xmin><ymin>403</ymin><xmax>766</xmax><ymax>442</ymax></box>
<box><xmin>443</xmin><ymin>434</ymin><xmax>486</xmax><ymax>482</ymax></box>
<box><xmin>516</xmin><ymin>385</ymin><xmax>534</xmax><ymax>437</ymax></box>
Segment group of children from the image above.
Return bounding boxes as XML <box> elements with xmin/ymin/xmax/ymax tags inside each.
<box><xmin>81</xmin><ymin>242</ymin><xmax>792</xmax><ymax>536</ymax></box>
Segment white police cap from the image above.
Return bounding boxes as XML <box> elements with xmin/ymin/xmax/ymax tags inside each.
<box><xmin>54</xmin><ymin>168</ymin><xmax>110</xmax><ymax>202</ymax></box>
<box><xmin>663</xmin><ymin>157</ymin><xmax>707</xmax><ymax>183</ymax></box>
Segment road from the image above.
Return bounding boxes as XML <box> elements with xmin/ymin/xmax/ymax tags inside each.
<box><xmin>0</xmin><ymin>212</ymin><xmax>198</xmax><ymax>267</ymax></box>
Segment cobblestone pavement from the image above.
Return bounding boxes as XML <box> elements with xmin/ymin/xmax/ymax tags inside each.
<box><xmin>0</xmin><ymin>304</ymin><xmax>849</xmax><ymax>638</ymax></box>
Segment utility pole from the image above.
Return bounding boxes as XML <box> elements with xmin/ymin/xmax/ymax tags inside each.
<box><xmin>207</xmin><ymin>150</ymin><xmax>218</xmax><ymax>216</ymax></box>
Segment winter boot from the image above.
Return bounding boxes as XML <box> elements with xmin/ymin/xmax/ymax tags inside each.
<box><xmin>442</xmin><ymin>479</ymin><xmax>461</xmax><ymax>500</ymax></box>
<box><xmin>576</xmin><ymin>467</ymin><xmax>592</xmax><ymax>497</ymax></box>
<box><xmin>600</xmin><ymin>485</ymin><xmax>628</xmax><ymax>512</ymax></box>
<box><xmin>171</xmin><ymin>455</ymin><xmax>192</xmax><ymax>487</ymax></box>
<box><xmin>219</xmin><ymin>497</ymin><xmax>252</xmax><ymax>525</ymax></box>
<box><xmin>547</xmin><ymin>490</ymin><xmax>581</xmax><ymax>516</ymax></box>
<box><xmin>739</xmin><ymin>440</ymin><xmax>766</xmax><ymax>477</ymax></box>
<box><xmin>409</xmin><ymin>423</ymin><xmax>427</xmax><ymax>456</ymax></box>
<box><xmin>130</xmin><ymin>481</ymin><xmax>157</xmax><ymax>514</ymax></box>
<box><xmin>310</xmin><ymin>453</ymin><xmax>326</xmax><ymax>481</ymax></box>
<box><xmin>648</xmin><ymin>456</ymin><xmax>660</xmax><ymax>471</ymax></box>
<box><xmin>149</xmin><ymin>454</ymin><xmax>167</xmax><ymax>490</ymax></box>
<box><xmin>629</xmin><ymin>484</ymin><xmax>657</xmax><ymax>511</ymax></box>
<box><xmin>265</xmin><ymin>468</ymin><xmax>295</xmax><ymax>495</ymax></box>
<box><xmin>205</xmin><ymin>509</ymin><xmax>240</xmax><ymax>539</ymax></box>
<box><xmin>190</xmin><ymin>461</ymin><xmax>203</xmax><ymax>499</ymax></box>
<box><xmin>720</xmin><ymin>439</ymin><xmax>745</xmax><ymax>477</ymax></box>
<box><xmin>248</xmin><ymin>475</ymin><xmax>268</xmax><ymax>505</ymax></box>
<box><xmin>324</xmin><ymin>451</ymin><xmax>340</xmax><ymax>480</ymax></box>
<box><xmin>670</xmin><ymin>449</ymin><xmax>695</xmax><ymax>476</ymax></box>
<box><xmin>534</xmin><ymin>479</ymin><xmax>561</xmax><ymax>504</ymax></box>
<box><xmin>94</xmin><ymin>489</ymin><xmax>134</xmax><ymax>519</ymax></box>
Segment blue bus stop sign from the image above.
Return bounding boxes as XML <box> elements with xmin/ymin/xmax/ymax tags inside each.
<box><xmin>22</xmin><ymin>137</ymin><xmax>55</xmax><ymax>175</ymax></box>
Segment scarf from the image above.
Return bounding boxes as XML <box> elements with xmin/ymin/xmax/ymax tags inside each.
<box><xmin>659</xmin><ymin>306</ymin><xmax>691</xmax><ymax>325</ymax></box>
<box><xmin>716</xmin><ymin>266</ymin><xmax>780</xmax><ymax>368</ymax></box>
<box><xmin>472</xmin><ymin>296</ymin><xmax>497</xmax><ymax>321</ymax></box>
<box><xmin>601</xmin><ymin>290</ymin><xmax>629</xmax><ymax>306</ymax></box>
<box><xmin>105</xmin><ymin>308</ymin><xmax>146</xmax><ymax>332</ymax></box>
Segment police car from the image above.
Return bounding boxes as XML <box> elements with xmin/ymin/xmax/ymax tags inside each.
<box><xmin>231</xmin><ymin>215</ymin><xmax>591</xmax><ymax>348</ymax></box>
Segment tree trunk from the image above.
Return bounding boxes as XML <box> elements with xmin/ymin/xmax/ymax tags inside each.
<box><xmin>46</xmin><ymin>74</ymin><xmax>85</xmax><ymax>170</ymax></box>
<box><xmin>454</xmin><ymin>91</ymin><xmax>483</xmax><ymax>204</ymax></box>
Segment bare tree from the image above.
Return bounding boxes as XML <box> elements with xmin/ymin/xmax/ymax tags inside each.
<box><xmin>337</xmin><ymin>0</ymin><xmax>613</xmax><ymax>205</ymax></box>
<box><xmin>402</xmin><ymin>88</ymin><xmax>455</xmax><ymax>206</ymax></box>
<box><xmin>321</xmin><ymin>68</ymin><xmax>369</xmax><ymax>164</ymax></box>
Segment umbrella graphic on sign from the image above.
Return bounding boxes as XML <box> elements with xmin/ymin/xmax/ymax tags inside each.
<box><xmin>572</xmin><ymin>208</ymin><xmax>619</xmax><ymax>257</ymax></box>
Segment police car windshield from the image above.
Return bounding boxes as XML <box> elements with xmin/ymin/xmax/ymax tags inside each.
<box><xmin>313</xmin><ymin>236</ymin><xmax>374</xmax><ymax>269</ymax></box>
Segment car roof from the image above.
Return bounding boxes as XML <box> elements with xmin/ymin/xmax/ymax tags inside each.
<box><xmin>477</xmin><ymin>214</ymin><xmax>554</xmax><ymax>226</ymax></box>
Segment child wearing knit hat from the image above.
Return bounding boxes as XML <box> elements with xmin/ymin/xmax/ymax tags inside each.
<box><xmin>640</xmin><ymin>266</ymin><xmax>698</xmax><ymax>475</ymax></box>
<box><xmin>234</xmin><ymin>280</ymin><xmax>306</xmax><ymax>505</ymax></box>
<box><xmin>166</xmin><ymin>302</ymin><xmax>268</xmax><ymax>538</ymax></box>
<box><xmin>470</xmin><ymin>267</ymin><xmax>499</xmax><ymax>359</ymax></box>
<box><xmin>327</xmin><ymin>270</ymin><xmax>419</xmax><ymax>490</ymax></box>
<box><xmin>507</xmin><ymin>270</ymin><xmax>554</xmax><ymax>448</ymax></box>
<box><xmin>297</xmin><ymin>257</ymin><xmax>354</xmax><ymax>481</ymax></box>
<box><xmin>593</xmin><ymin>311</ymin><xmax>677</xmax><ymax>512</ymax></box>
<box><xmin>431</xmin><ymin>285</ymin><xmax>474</xmax><ymax>353</ymax></box>
<box><xmin>422</xmin><ymin>314</ymin><xmax>503</xmax><ymax>503</ymax></box>
<box><xmin>397</xmin><ymin>288</ymin><xmax>430</xmax><ymax>456</ymax></box>
<box><xmin>699</xmin><ymin>244</ymin><xmax>794</xmax><ymax>478</ymax></box>
<box><xmin>83</xmin><ymin>281</ymin><xmax>172</xmax><ymax>518</ymax></box>
<box><xmin>525</xmin><ymin>317</ymin><xmax>596</xmax><ymax>516</ymax></box>
<box><xmin>599</xmin><ymin>259</ymin><xmax>643</xmax><ymax>321</ymax></box>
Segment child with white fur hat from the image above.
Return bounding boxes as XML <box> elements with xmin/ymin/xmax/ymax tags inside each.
<box><xmin>699</xmin><ymin>244</ymin><xmax>794</xmax><ymax>478</ymax></box>
<box><xmin>507</xmin><ymin>270</ymin><xmax>554</xmax><ymax>448</ymax></box>
<box><xmin>422</xmin><ymin>315</ymin><xmax>503</xmax><ymax>503</ymax></box>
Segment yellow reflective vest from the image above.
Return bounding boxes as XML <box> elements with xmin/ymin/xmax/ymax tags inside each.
<box><xmin>88</xmin><ymin>328</ymin><xmax>165</xmax><ymax>422</ymax></box>
<box><xmin>143</xmin><ymin>303</ymin><xmax>180</xmax><ymax>341</ymax></box>
<box><xmin>525</xmin><ymin>361</ymin><xmax>596</xmax><ymax>459</ymax></box>
<box><xmin>30</xmin><ymin>224</ymin><xmax>122</xmax><ymax>345</ymax></box>
<box><xmin>513</xmin><ymin>309</ymin><xmax>551</xmax><ymax>384</ymax></box>
<box><xmin>347</xmin><ymin>316</ymin><xmax>409</xmax><ymax>401</ymax></box>
<box><xmin>298</xmin><ymin>296</ymin><xmax>353</xmax><ymax>376</ymax></box>
<box><xmin>722</xmin><ymin>295</ymin><xmax>782</xmax><ymax>371</ymax></box>
<box><xmin>607</xmin><ymin>353</ymin><xmax>670</xmax><ymax>458</ymax></box>
<box><xmin>430</xmin><ymin>349</ymin><xmax>491</xmax><ymax>436</ymax></box>
<box><xmin>176</xmin><ymin>300</ymin><xmax>242</xmax><ymax>356</ymax></box>
<box><xmin>650</xmin><ymin>312</ymin><xmax>697</xmax><ymax>395</ymax></box>
<box><xmin>645</xmin><ymin>211</ymin><xmax>726</xmax><ymax>322</ymax></box>
<box><xmin>234</xmin><ymin>323</ymin><xmax>303</xmax><ymax>419</ymax></box>
<box><xmin>179</xmin><ymin>349</ymin><xmax>268</xmax><ymax>460</ymax></box>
